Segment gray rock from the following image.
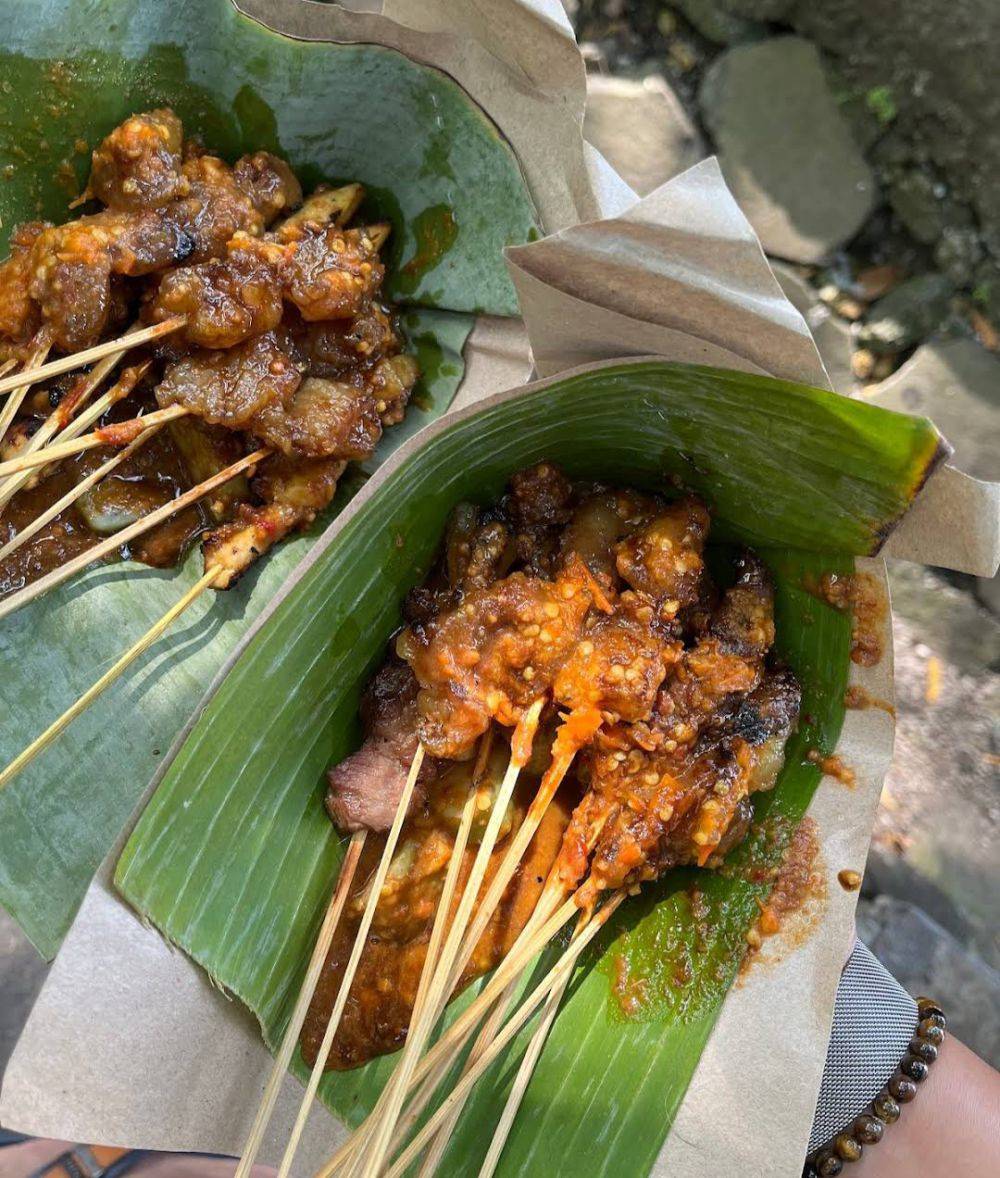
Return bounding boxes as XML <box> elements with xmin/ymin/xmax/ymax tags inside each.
<box><xmin>584</xmin><ymin>73</ymin><xmax>706</xmax><ymax>197</ymax></box>
<box><xmin>721</xmin><ymin>0</ymin><xmax>795</xmax><ymax>18</ymax></box>
<box><xmin>886</xmin><ymin>169</ymin><xmax>950</xmax><ymax>245</ymax></box>
<box><xmin>866</xmin><ymin>338</ymin><xmax>1000</xmax><ymax>480</ymax></box>
<box><xmin>934</xmin><ymin>227</ymin><xmax>984</xmax><ymax>286</ymax></box>
<box><xmin>791</xmin><ymin>0</ymin><xmax>1000</xmax><ymax>256</ymax></box>
<box><xmin>857</xmin><ymin>274</ymin><xmax>953</xmax><ymax>353</ymax></box>
<box><xmin>770</xmin><ymin>261</ymin><xmax>855</xmax><ymax>393</ymax></box>
<box><xmin>667</xmin><ymin>0</ymin><xmax>764</xmax><ymax>45</ymax></box>
<box><xmin>699</xmin><ymin>37</ymin><xmax>877</xmax><ymax>263</ymax></box>
<box><xmin>867</xmin><ymin>562</ymin><xmax>1000</xmax><ymax>972</ymax></box>
<box><xmin>857</xmin><ymin>895</ymin><xmax>1000</xmax><ymax>1067</ymax></box>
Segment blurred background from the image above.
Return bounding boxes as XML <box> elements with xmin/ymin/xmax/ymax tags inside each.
<box><xmin>1</xmin><ymin>0</ymin><xmax>997</xmax><ymax>1108</ymax></box>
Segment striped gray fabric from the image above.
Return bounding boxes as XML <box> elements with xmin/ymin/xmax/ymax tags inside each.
<box><xmin>807</xmin><ymin>939</ymin><xmax>919</xmax><ymax>1153</ymax></box>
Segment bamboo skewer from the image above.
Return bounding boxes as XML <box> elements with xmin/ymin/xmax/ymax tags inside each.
<box><xmin>0</xmin><ymin>338</ymin><xmax>53</xmax><ymax>442</ymax></box>
<box><xmin>313</xmin><ymin>893</ymin><xmax>580</xmax><ymax>1178</ymax></box>
<box><xmin>0</xmin><ymin>445</ymin><xmax>268</xmax><ymax>623</ymax></box>
<box><xmin>360</xmin><ymin>701</ymin><xmax>545</xmax><ymax>1172</ymax></box>
<box><xmin>417</xmin><ymin>810</ymin><xmax>613</xmax><ymax>1178</ymax></box>
<box><xmin>0</xmin><ymin>567</ymin><xmax>222</xmax><ymax>793</ymax></box>
<box><xmin>0</xmin><ymin>403</ymin><xmax>187</xmax><ymax>479</ymax></box>
<box><xmin>477</xmin><ymin>912</ymin><xmax>590</xmax><ymax>1178</ymax></box>
<box><xmin>235</xmin><ymin>829</ymin><xmax>368</xmax><ymax>1178</ymax></box>
<box><xmin>321</xmin><ymin>733</ymin><xmax>590</xmax><ymax>1178</ymax></box>
<box><xmin>0</xmin><ymin>424</ymin><xmax>162</xmax><ymax>565</ymax></box>
<box><xmin>0</xmin><ymin>344</ymin><xmax>149</xmax><ymax>508</ymax></box>
<box><xmin>0</xmin><ymin>317</ymin><xmax>184</xmax><ymax>398</ymax></box>
<box><xmin>359</xmin><ymin>733</ymin><xmax>504</xmax><ymax>1178</ymax></box>
<box><xmin>378</xmin><ymin>892</ymin><xmax>626</xmax><ymax>1178</ymax></box>
<box><xmin>0</xmin><ymin>360</ymin><xmax>153</xmax><ymax>516</ymax></box>
<box><xmin>277</xmin><ymin>745</ymin><xmax>426</xmax><ymax>1178</ymax></box>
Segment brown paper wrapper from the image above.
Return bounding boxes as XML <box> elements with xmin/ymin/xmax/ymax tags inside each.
<box><xmin>3</xmin><ymin>3</ymin><xmax>997</xmax><ymax>1176</ymax></box>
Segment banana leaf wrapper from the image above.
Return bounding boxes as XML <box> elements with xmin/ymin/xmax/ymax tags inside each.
<box><xmin>0</xmin><ymin>0</ymin><xmax>545</xmax><ymax>956</ymax></box>
<box><xmin>113</xmin><ymin>358</ymin><xmax>945</xmax><ymax>1176</ymax></box>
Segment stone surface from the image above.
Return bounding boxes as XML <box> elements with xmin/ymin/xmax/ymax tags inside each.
<box><xmin>667</xmin><ymin>0</ymin><xmax>764</xmax><ymax>45</ymax></box>
<box><xmin>857</xmin><ymin>274</ymin><xmax>953</xmax><ymax>354</ymax></box>
<box><xmin>866</xmin><ymin>562</ymin><xmax>1000</xmax><ymax>972</ymax></box>
<box><xmin>584</xmin><ymin>73</ymin><xmax>706</xmax><ymax>196</ymax></box>
<box><xmin>865</xmin><ymin>338</ymin><xmax>1000</xmax><ymax>480</ymax></box>
<box><xmin>857</xmin><ymin>895</ymin><xmax>1000</xmax><ymax>1067</ymax></box>
<box><xmin>0</xmin><ymin>906</ymin><xmax>49</xmax><ymax>1084</ymax></box>
<box><xmin>791</xmin><ymin>0</ymin><xmax>1000</xmax><ymax>260</ymax></box>
<box><xmin>770</xmin><ymin>261</ymin><xmax>855</xmax><ymax>393</ymax></box>
<box><xmin>699</xmin><ymin>37</ymin><xmax>876</xmax><ymax>263</ymax></box>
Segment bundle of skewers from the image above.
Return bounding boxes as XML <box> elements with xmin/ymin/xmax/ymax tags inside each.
<box><xmin>0</xmin><ymin>109</ymin><xmax>418</xmax><ymax>789</ymax></box>
<box><xmin>238</xmin><ymin>461</ymin><xmax>802</xmax><ymax>1177</ymax></box>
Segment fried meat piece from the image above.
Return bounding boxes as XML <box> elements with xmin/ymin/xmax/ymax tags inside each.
<box><xmin>88</xmin><ymin>109</ymin><xmax>188</xmax><ymax>210</ymax></box>
<box><xmin>284</xmin><ymin>225</ymin><xmax>387</xmax><ymax>321</ymax></box>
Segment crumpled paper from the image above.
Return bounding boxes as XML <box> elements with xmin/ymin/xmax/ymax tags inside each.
<box><xmin>3</xmin><ymin>3</ymin><xmax>997</xmax><ymax>1178</ymax></box>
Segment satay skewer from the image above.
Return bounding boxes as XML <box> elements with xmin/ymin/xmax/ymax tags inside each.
<box><xmin>0</xmin><ymin>403</ymin><xmax>189</xmax><ymax>478</ymax></box>
<box><xmin>0</xmin><ymin>446</ymin><xmax>268</xmax><ymax>633</ymax></box>
<box><xmin>0</xmin><ymin>360</ymin><xmax>152</xmax><ymax>511</ymax></box>
<box><xmin>235</xmin><ymin>828</ymin><xmax>368</xmax><ymax>1178</ymax></box>
<box><xmin>321</xmin><ymin>724</ymin><xmax>595</xmax><ymax>1177</ymax></box>
<box><xmin>0</xmin><ymin>335</ymin><xmax>53</xmax><ymax>440</ymax></box>
<box><xmin>311</xmin><ymin>889</ymin><xmax>624</xmax><ymax>1178</ymax></box>
<box><xmin>416</xmin><ymin>809</ymin><xmax>612</xmax><ymax>1177</ymax></box>
<box><xmin>318</xmin><ymin>887</ymin><xmax>583</xmax><ymax>1178</ymax></box>
<box><xmin>359</xmin><ymin>705</ymin><xmax>544</xmax><ymax>1178</ymax></box>
<box><xmin>0</xmin><ymin>423</ymin><xmax>162</xmax><ymax>564</ymax></box>
<box><xmin>0</xmin><ymin>317</ymin><xmax>184</xmax><ymax>399</ymax></box>
<box><xmin>276</xmin><ymin>745</ymin><xmax>426</xmax><ymax>1178</ymax></box>
<box><xmin>0</xmin><ymin>566</ymin><xmax>223</xmax><ymax>792</ymax></box>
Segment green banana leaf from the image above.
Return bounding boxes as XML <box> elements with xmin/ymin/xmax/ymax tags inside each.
<box><xmin>0</xmin><ymin>0</ymin><xmax>538</xmax><ymax>956</ymax></box>
<box><xmin>116</xmin><ymin>360</ymin><xmax>944</xmax><ymax>1176</ymax></box>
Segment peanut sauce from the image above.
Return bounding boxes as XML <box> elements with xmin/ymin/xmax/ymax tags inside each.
<box><xmin>805</xmin><ymin>570</ymin><xmax>886</xmax><ymax>666</ymax></box>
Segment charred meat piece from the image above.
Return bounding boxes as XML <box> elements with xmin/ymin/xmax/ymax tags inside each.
<box><xmin>156</xmin><ymin>331</ymin><xmax>301</xmax><ymax>427</ymax></box>
<box><xmin>27</xmin><ymin>211</ymin><xmax>192</xmax><ymax>351</ymax></box>
<box><xmin>0</xmin><ymin>222</ymin><xmax>48</xmax><ymax>345</ymax></box>
<box><xmin>88</xmin><ymin>109</ymin><xmax>188</xmax><ymax>210</ymax></box>
<box><xmin>654</xmin><ymin>549</ymin><xmax>776</xmax><ymax>746</ymax></box>
<box><xmin>326</xmin><ymin>663</ymin><xmax>429</xmax><ymax>833</ymax></box>
<box><xmin>145</xmin><ymin>234</ymin><xmax>287</xmax><ymax>349</ymax></box>
<box><xmin>508</xmin><ymin>462</ymin><xmax>574</xmax><ymax>528</ymax></box>
<box><xmin>615</xmin><ymin>495</ymin><xmax>710</xmax><ymax>614</ymax></box>
<box><xmin>397</xmin><ymin>557</ymin><xmax>600</xmax><ymax>761</ymax></box>
<box><xmin>170</xmin><ymin>153</ymin><xmax>266</xmax><ymax>263</ymax></box>
<box><xmin>233</xmin><ymin>151</ymin><xmax>303</xmax><ymax>226</ymax></box>
<box><xmin>553</xmin><ymin>593</ymin><xmax>681</xmax><ymax>722</ymax></box>
<box><xmin>248</xmin><ymin>375</ymin><xmax>382</xmax><ymax>460</ymax></box>
<box><xmin>284</xmin><ymin>225</ymin><xmax>387</xmax><ymax>321</ymax></box>
<box><xmin>201</xmin><ymin>454</ymin><xmax>344</xmax><ymax>588</ymax></box>
<box><xmin>290</xmin><ymin>302</ymin><xmax>400</xmax><ymax>378</ymax></box>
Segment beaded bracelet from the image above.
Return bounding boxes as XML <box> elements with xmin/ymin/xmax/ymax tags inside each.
<box><xmin>804</xmin><ymin>997</ymin><xmax>947</xmax><ymax>1177</ymax></box>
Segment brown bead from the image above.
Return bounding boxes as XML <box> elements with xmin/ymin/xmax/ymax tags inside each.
<box><xmin>834</xmin><ymin>1134</ymin><xmax>863</xmax><ymax>1162</ymax></box>
<box><xmin>917</xmin><ymin>997</ymin><xmax>945</xmax><ymax>1021</ymax></box>
<box><xmin>853</xmin><ymin>1114</ymin><xmax>885</xmax><ymax>1144</ymax></box>
<box><xmin>902</xmin><ymin>1055</ymin><xmax>930</xmax><ymax>1082</ymax></box>
<box><xmin>918</xmin><ymin>1019</ymin><xmax>945</xmax><ymax>1045</ymax></box>
<box><xmin>889</xmin><ymin>1072</ymin><xmax>918</xmax><ymax>1102</ymax></box>
<box><xmin>874</xmin><ymin>1089</ymin><xmax>901</xmax><ymax>1123</ymax></box>
<box><xmin>909</xmin><ymin>1037</ymin><xmax>938</xmax><ymax>1063</ymax></box>
<box><xmin>815</xmin><ymin>1150</ymin><xmax>844</xmax><ymax>1176</ymax></box>
<box><xmin>919</xmin><ymin>1009</ymin><xmax>946</xmax><ymax>1031</ymax></box>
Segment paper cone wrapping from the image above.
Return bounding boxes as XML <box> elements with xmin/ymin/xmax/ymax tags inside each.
<box><xmin>3</xmin><ymin>3</ymin><xmax>998</xmax><ymax>1177</ymax></box>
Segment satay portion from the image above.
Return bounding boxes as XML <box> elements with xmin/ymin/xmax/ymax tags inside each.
<box><xmin>0</xmin><ymin>108</ymin><xmax>418</xmax><ymax>601</ymax></box>
<box><xmin>317</xmin><ymin>463</ymin><xmax>801</xmax><ymax>1071</ymax></box>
